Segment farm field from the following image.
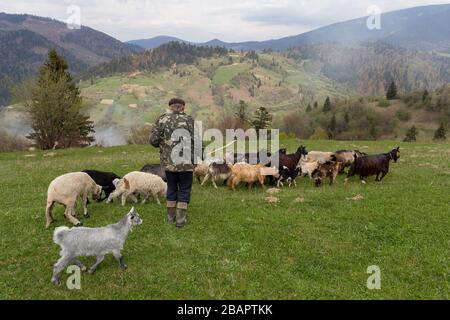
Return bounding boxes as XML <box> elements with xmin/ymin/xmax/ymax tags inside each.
<box><xmin>0</xmin><ymin>139</ymin><xmax>449</xmax><ymax>299</ymax></box>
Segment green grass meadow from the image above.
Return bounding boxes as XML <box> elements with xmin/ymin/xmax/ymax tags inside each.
<box><xmin>0</xmin><ymin>140</ymin><xmax>449</xmax><ymax>299</ymax></box>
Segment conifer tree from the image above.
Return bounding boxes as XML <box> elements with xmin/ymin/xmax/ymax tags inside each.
<box><xmin>386</xmin><ymin>81</ymin><xmax>398</xmax><ymax>100</ymax></box>
<box><xmin>252</xmin><ymin>107</ymin><xmax>272</xmax><ymax>136</ymax></box>
<box><xmin>323</xmin><ymin>96</ymin><xmax>331</xmax><ymax>112</ymax></box>
<box><xmin>433</xmin><ymin>123</ymin><xmax>447</xmax><ymax>141</ymax></box>
<box><xmin>403</xmin><ymin>125</ymin><xmax>418</xmax><ymax>142</ymax></box>
<box><xmin>25</xmin><ymin>49</ymin><xmax>94</xmax><ymax>149</ymax></box>
<box><xmin>327</xmin><ymin>114</ymin><xmax>337</xmax><ymax>139</ymax></box>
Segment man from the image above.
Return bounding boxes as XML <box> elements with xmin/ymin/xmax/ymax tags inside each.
<box><xmin>150</xmin><ymin>98</ymin><xmax>195</xmax><ymax>228</ymax></box>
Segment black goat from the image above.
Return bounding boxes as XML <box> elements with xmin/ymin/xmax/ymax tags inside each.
<box><xmin>277</xmin><ymin>166</ymin><xmax>301</xmax><ymax>187</ymax></box>
<box><xmin>141</xmin><ymin>164</ymin><xmax>167</xmax><ymax>182</ymax></box>
<box><xmin>277</xmin><ymin>145</ymin><xmax>308</xmax><ymax>170</ymax></box>
<box><xmin>346</xmin><ymin>147</ymin><xmax>400</xmax><ymax>183</ymax></box>
<box><xmin>233</xmin><ymin>148</ymin><xmax>287</xmax><ymax>165</ymax></box>
<box><xmin>82</xmin><ymin>170</ymin><xmax>121</xmax><ymax>202</ymax></box>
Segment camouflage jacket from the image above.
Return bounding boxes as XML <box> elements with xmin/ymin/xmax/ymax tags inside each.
<box><xmin>149</xmin><ymin>111</ymin><xmax>195</xmax><ymax>172</ymax></box>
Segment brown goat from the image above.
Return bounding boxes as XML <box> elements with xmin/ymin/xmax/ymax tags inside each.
<box><xmin>277</xmin><ymin>145</ymin><xmax>308</xmax><ymax>170</ymax></box>
<box><xmin>314</xmin><ymin>161</ymin><xmax>343</xmax><ymax>187</ymax></box>
<box><xmin>201</xmin><ymin>163</ymin><xmax>233</xmax><ymax>189</ymax></box>
<box><xmin>334</xmin><ymin>150</ymin><xmax>367</xmax><ymax>173</ymax></box>
<box><xmin>228</xmin><ymin>163</ymin><xmax>266</xmax><ymax>190</ymax></box>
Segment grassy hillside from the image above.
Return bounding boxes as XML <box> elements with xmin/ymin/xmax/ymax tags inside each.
<box><xmin>0</xmin><ymin>140</ymin><xmax>449</xmax><ymax>299</ymax></box>
<box><xmin>1</xmin><ymin>47</ymin><xmax>449</xmax><ymax>144</ymax></box>
<box><xmin>76</xmin><ymin>50</ymin><xmax>350</xmax><ymax>140</ymax></box>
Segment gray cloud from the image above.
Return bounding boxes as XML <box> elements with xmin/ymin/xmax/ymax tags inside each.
<box><xmin>1</xmin><ymin>0</ymin><xmax>449</xmax><ymax>42</ymax></box>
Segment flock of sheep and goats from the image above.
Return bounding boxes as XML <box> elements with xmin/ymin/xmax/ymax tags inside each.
<box><xmin>45</xmin><ymin>144</ymin><xmax>401</xmax><ymax>285</ymax></box>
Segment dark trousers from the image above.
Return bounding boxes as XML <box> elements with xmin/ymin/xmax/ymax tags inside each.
<box><xmin>165</xmin><ymin>171</ymin><xmax>193</xmax><ymax>204</ymax></box>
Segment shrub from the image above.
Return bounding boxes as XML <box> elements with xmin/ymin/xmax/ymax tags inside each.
<box><xmin>279</xmin><ymin>132</ymin><xmax>297</xmax><ymax>141</ymax></box>
<box><xmin>309</xmin><ymin>127</ymin><xmax>328</xmax><ymax>140</ymax></box>
<box><xmin>433</xmin><ymin>123</ymin><xmax>447</xmax><ymax>141</ymax></box>
<box><xmin>377</xmin><ymin>98</ymin><xmax>390</xmax><ymax>108</ymax></box>
<box><xmin>0</xmin><ymin>130</ymin><xmax>30</xmax><ymax>152</ymax></box>
<box><xmin>404</xmin><ymin>126</ymin><xmax>418</xmax><ymax>142</ymax></box>
<box><xmin>126</xmin><ymin>124</ymin><xmax>153</xmax><ymax>145</ymax></box>
<box><xmin>396</xmin><ymin>110</ymin><xmax>411</xmax><ymax>122</ymax></box>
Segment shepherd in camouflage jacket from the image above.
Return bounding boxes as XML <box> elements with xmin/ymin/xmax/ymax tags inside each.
<box><xmin>149</xmin><ymin>98</ymin><xmax>195</xmax><ymax>229</ymax></box>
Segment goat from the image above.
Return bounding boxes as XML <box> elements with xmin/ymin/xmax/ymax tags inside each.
<box><xmin>275</xmin><ymin>145</ymin><xmax>308</xmax><ymax>170</ymax></box>
<box><xmin>194</xmin><ymin>160</ymin><xmax>212</xmax><ymax>183</ymax></box>
<box><xmin>346</xmin><ymin>147</ymin><xmax>400</xmax><ymax>183</ymax></box>
<box><xmin>305</xmin><ymin>151</ymin><xmax>336</xmax><ymax>164</ymax></box>
<box><xmin>334</xmin><ymin>150</ymin><xmax>367</xmax><ymax>173</ymax></box>
<box><xmin>228</xmin><ymin>163</ymin><xmax>267</xmax><ymax>190</ymax></box>
<box><xmin>201</xmin><ymin>163</ymin><xmax>233</xmax><ymax>189</ymax></box>
<box><xmin>314</xmin><ymin>161</ymin><xmax>343</xmax><ymax>187</ymax></box>
<box><xmin>297</xmin><ymin>158</ymin><xmax>320</xmax><ymax>179</ymax></box>
<box><xmin>82</xmin><ymin>170</ymin><xmax>121</xmax><ymax>202</ymax></box>
<box><xmin>233</xmin><ymin>148</ymin><xmax>287</xmax><ymax>165</ymax></box>
<box><xmin>51</xmin><ymin>207</ymin><xmax>142</xmax><ymax>285</ymax></box>
<box><xmin>277</xmin><ymin>166</ymin><xmax>301</xmax><ymax>187</ymax></box>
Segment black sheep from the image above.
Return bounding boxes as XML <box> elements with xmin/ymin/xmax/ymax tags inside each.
<box><xmin>82</xmin><ymin>170</ymin><xmax>121</xmax><ymax>202</ymax></box>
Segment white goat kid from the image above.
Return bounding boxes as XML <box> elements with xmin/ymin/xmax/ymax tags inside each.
<box><xmin>51</xmin><ymin>207</ymin><xmax>143</xmax><ymax>285</ymax></box>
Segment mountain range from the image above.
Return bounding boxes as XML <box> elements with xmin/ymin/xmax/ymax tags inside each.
<box><xmin>1</xmin><ymin>4</ymin><xmax>450</xmax><ymax>108</ymax></box>
<box><xmin>127</xmin><ymin>4</ymin><xmax>450</xmax><ymax>52</ymax></box>
<box><xmin>0</xmin><ymin>12</ymin><xmax>142</xmax><ymax>105</ymax></box>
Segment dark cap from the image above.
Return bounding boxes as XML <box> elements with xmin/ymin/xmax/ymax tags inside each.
<box><xmin>168</xmin><ymin>98</ymin><xmax>186</xmax><ymax>106</ymax></box>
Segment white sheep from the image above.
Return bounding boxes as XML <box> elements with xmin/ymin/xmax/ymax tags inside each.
<box><xmin>107</xmin><ymin>171</ymin><xmax>167</xmax><ymax>206</ymax></box>
<box><xmin>46</xmin><ymin>172</ymin><xmax>102</xmax><ymax>228</ymax></box>
<box><xmin>51</xmin><ymin>207</ymin><xmax>143</xmax><ymax>285</ymax></box>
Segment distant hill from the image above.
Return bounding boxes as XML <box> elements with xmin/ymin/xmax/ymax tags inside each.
<box><xmin>127</xmin><ymin>36</ymin><xmax>230</xmax><ymax>50</ymax></box>
<box><xmin>0</xmin><ymin>12</ymin><xmax>143</xmax><ymax>106</ymax></box>
<box><xmin>87</xmin><ymin>39</ymin><xmax>450</xmax><ymax>98</ymax></box>
<box><xmin>128</xmin><ymin>4</ymin><xmax>450</xmax><ymax>52</ymax></box>
<box><xmin>127</xmin><ymin>35</ymin><xmax>186</xmax><ymax>49</ymax></box>
<box><xmin>83</xmin><ymin>41</ymin><xmax>229</xmax><ymax>79</ymax></box>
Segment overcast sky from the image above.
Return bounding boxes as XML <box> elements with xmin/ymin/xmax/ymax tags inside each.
<box><xmin>1</xmin><ymin>0</ymin><xmax>449</xmax><ymax>42</ymax></box>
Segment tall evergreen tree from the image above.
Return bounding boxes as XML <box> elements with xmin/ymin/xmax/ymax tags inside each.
<box><xmin>327</xmin><ymin>114</ymin><xmax>337</xmax><ymax>139</ymax></box>
<box><xmin>252</xmin><ymin>107</ymin><xmax>272</xmax><ymax>135</ymax></box>
<box><xmin>403</xmin><ymin>125</ymin><xmax>418</xmax><ymax>142</ymax></box>
<box><xmin>25</xmin><ymin>49</ymin><xmax>94</xmax><ymax>149</ymax></box>
<box><xmin>386</xmin><ymin>81</ymin><xmax>398</xmax><ymax>100</ymax></box>
<box><xmin>235</xmin><ymin>100</ymin><xmax>249</xmax><ymax>126</ymax></box>
<box><xmin>422</xmin><ymin>89</ymin><xmax>429</xmax><ymax>103</ymax></box>
<box><xmin>306</xmin><ymin>104</ymin><xmax>312</xmax><ymax>112</ymax></box>
<box><xmin>433</xmin><ymin>123</ymin><xmax>447</xmax><ymax>141</ymax></box>
<box><xmin>314</xmin><ymin>101</ymin><xmax>318</xmax><ymax>109</ymax></box>
<box><xmin>323</xmin><ymin>96</ymin><xmax>331</xmax><ymax>113</ymax></box>
<box><xmin>344</xmin><ymin>112</ymin><xmax>350</xmax><ymax>124</ymax></box>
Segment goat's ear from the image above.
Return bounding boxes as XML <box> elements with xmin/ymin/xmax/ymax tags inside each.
<box><xmin>129</xmin><ymin>207</ymin><xmax>135</xmax><ymax>215</ymax></box>
<box><xmin>397</xmin><ymin>147</ymin><xmax>400</xmax><ymax>151</ymax></box>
